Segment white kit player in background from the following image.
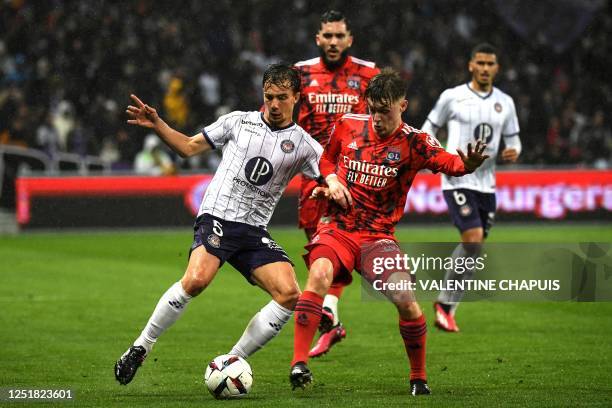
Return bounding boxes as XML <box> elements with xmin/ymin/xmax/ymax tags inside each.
<box><xmin>115</xmin><ymin>63</ymin><xmax>323</xmax><ymax>386</ymax></box>
<box><xmin>421</xmin><ymin>43</ymin><xmax>522</xmax><ymax>332</ymax></box>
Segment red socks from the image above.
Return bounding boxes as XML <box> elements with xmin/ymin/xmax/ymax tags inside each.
<box><xmin>399</xmin><ymin>314</ymin><xmax>427</xmax><ymax>381</ymax></box>
<box><xmin>292</xmin><ymin>291</ymin><xmax>324</xmax><ymax>366</ymax></box>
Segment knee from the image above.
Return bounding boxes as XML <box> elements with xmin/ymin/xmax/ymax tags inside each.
<box><xmin>311</xmin><ymin>267</ymin><xmax>331</xmax><ymax>286</ymax></box>
<box><xmin>307</xmin><ymin>261</ymin><xmax>333</xmax><ymax>293</ymax></box>
<box><xmin>395</xmin><ymin>301</ymin><xmax>422</xmax><ymax>320</ymax></box>
<box><xmin>181</xmin><ymin>277</ymin><xmax>207</xmax><ymax>297</ymax></box>
<box><xmin>181</xmin><ymin>267</ymin><xmax>212</xmax><ymax>297</ymax></box>
<box><xmin>272</xmin><ymin>284</ymin><xmax>301</xmax><ymax>310</ymax></box>
<box><xmin>462</xmin><ymin>229</ymin><xmax>484</xmax><ymax>243</ymax></box>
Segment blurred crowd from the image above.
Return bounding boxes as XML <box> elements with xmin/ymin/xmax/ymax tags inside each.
<box><xmin>0</xmin><ymin>0</ymin><xmax>610</xmax><ymax>171</ymax></box>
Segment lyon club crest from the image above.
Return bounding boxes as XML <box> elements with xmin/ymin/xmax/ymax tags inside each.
<box><xmin>387</xmin><ymin>149</ymin><xmax>400</xmax><ymax>161</ymax></box>
<box><xmin>347</xmin><ymin>76</ymin><xmax>361</xmax><ymax>89</ymax></box>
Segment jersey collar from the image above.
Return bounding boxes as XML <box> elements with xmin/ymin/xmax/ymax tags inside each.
<box><xmin>368</xmin><ymin>117</ymin><xmax>404</xmax><ymax>141</ymax></box>
<box><xmin>466</xmin><ymin>82</ymin><xmax>494</xmax><ymax>100</ymax></box>
<box><xmin>321</xmin><ymin>55</ymin><xmax>351</xmax><ymax>72</ymax></box>
<box><xmin>260</xmin><ymin>112</ymin><xmax>295</xmax><ymax>132</ymax></box>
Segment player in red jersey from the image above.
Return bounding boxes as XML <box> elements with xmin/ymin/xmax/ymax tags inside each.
<box><xmin>289</xmin><ymin>68</ymin><xmax>488</xmax><ymax>396</ymax></box>
<box><xmin>295</xmin><ymin>10</ymin><xmax>380</xmax><ymax>358</ymax></box>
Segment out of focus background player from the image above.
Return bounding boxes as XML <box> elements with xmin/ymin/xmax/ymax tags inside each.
<box><xmin>422</xmin><ymin>43</ymin><xmax>521</xmax><ymax>332</ymax></box>
<box><xmin>294</xmin><ymin>10</ymin><xmax>379</xmax><ymax>357</ymax></box>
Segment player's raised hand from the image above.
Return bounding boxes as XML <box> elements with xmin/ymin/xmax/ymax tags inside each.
<box><xmin>126</xmin><ymin>94</ymin><xmax>160</xmax><ymax>129</ymax></box>
<box><xmin>326</xmin><ymin>175</ymin><xmax>353</xmax><ymax>210</ymax></box>
<box><xmin>457</xmin><ymin>141</ymin><xmax>490</xmax><ymax>172</ymax></box>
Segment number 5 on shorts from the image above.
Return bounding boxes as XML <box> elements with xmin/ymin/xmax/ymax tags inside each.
<box><xmin>213</xmin><ymin>220</ymin><xmax>224</xmax><ymax>236</ymax></box>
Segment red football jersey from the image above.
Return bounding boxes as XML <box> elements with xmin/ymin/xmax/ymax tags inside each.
<box><xmin>295</xmin><ymin>56</ymin><xmax>380</xmax><ymax>147</ymax></box>
<box><xmin>319</xmin><ymin>114</ymin><xmax>470</xmax><ymax>234</ymax></box>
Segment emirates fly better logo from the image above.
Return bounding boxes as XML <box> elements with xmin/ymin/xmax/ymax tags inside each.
<box><xmin>343</xmin><ymin>156</ymin><xmax>398</xmax><ymax>188</ymax></box>
<box><xmin>308</xmin><ymin>92</ymin><xmax>359</xmax><ymax>113</ymax></box>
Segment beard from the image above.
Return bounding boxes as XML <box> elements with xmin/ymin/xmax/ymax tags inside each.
<box><xmin>319</xmin><ymin>47</ymin><xmax>349</xmax><ymax>70</ymax></box>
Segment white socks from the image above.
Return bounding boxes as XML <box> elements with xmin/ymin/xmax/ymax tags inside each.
<box><xmin>132</xmin><ymin>284</ymin><xmax>292</xmax><ymax>359</ymax></box>
<box><xmin>438</xmin><ymin>243</ymin><xmax>479</xmax><ymax>313</ymax></box>
<box><xmin>229</xmin><ymin>300</ymin><xmax>293</xmax><ymax>359</ymax></box>
<box><xmin>323</xmin><ymin>294</ymin><xmax>339</xmax><ymax>325</ymax></box>
<box><xmin>134</xmin><ymin>281</ymin><xmax>192</xmax><ymax>355</ymax></box>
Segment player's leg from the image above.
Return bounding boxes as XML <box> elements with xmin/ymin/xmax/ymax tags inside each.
<box><xmin>436</xmin><ymin>189</ymin><xmax>484</xmax><ymax>332</ymax></box>
<box><xmin>291</xmin><ymin>242</ymin><xmax>350</xmax><ymax>389</ymax></box>
<box><xmin>361</xmin><ymin>238</ymin><xmax>430</xmax><ymax>395</ymax></box>
<box><xmin>290</xmin><ymin>255</ymin><xmax>333</xmax><ymax>389</ymax></box>
<box><xmin>300</xmin><ymin>183</ymin><xmax>350</xmax><ymax>357</ymax></box>
<box><xmin>395</xmin><ymin>299</ymin><xmax>431</xmax><ymax>396</ymax></box>
<box><xmin>292</xmin><ymin>254</ymin><xmax>334</xmax><ymax>364</ymax></box>
<box><xmin>385</xmin><ymin>274</ymin><xmax>430</xmax><ymax>396</ymax></box>
<box><xmin>115</xmin><ymin>245</ymin><xmax>221</xmax><ymax>385</ymax></box>
<box><xmin>309</xmin><ymin>281</ymin><xmax>349</xmax><ymax>358</ymax></box>
<box><xmin>229</xmin><ymin>260</ymin><xmax>300</xmax><ymax>358</ymax></box>
<box><xmin>438</xmin><ymin>229</ymin><xmax>483</xmax><ymax>308</ymax></box>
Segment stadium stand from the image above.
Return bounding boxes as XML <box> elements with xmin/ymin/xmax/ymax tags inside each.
<box><xmin>0</xmin><ymin>0</ymin><xmax>610</xmax><ymax>211</ymax></box>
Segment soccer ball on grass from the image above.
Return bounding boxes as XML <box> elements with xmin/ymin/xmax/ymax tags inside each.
<box><xmin>204</xmin><ymin>354</ymin><xmax>253</xmax><ymax>399</ymax></box>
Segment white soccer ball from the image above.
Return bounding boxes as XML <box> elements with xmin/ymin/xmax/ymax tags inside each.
<box><xmin>204</xmin><ymin>354</ymin><xmax>253</xmax><ymax>399</ymax></box>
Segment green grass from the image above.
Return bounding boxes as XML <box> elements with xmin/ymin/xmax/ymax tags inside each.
<box><xmin>1</xmin><ymin>224</ymin><xmax>611</xmax><ymax>407</ymax></box>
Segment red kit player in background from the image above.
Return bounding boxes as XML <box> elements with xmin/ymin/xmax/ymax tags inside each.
<box><xmin>295</xmin><ymin>10</ymin><xmax>379</xmax><ymax>358</ymax></box>
<box><xmin>289</xmin><ymin>68</ymin><xmax>489</xmax><ymax>396</ymax></box>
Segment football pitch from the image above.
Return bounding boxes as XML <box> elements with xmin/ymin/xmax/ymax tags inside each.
<box><xmin>1</xmin><ymin>224</ymin><xmax>611</xmax><ymax>407</ymax></box>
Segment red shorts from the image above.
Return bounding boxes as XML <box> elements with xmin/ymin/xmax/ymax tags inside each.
<box><xmin>303</xmin><ymin>223</ymin><xmax>401</xmax><ymax>286</ymax></box>
<box><xmin>298</xmin><ymin>176</ymin><xmax>328</xmax><ymax>229</ymax></box>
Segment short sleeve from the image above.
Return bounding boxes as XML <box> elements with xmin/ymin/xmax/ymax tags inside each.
<box><xmin>423</xmin><ymin>89</ymin><xmax>454</xmax><ymax>134</ymax></box>
<box><xmin>301</xmin><ymin>138</ymin><xmax>323</xmax><ymax>179</ymax></box>
<box><xmin>202</xmin><ymin>112</ymin><xmax>242</xmax><ymax>149</ymax></box>
<box><xmin>502</xmin><ymin>97</ymin><xmax>520</xmax><ymax>137</ymax></box>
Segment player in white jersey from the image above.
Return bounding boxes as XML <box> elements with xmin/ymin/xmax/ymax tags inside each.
<box><xmin>421</xmin><ymin>43</ymin><xmax>522</xmax><ymax>332</ymax></box>
<box><xmin>115</xmin><ymin>63</ymin><xmax>323</xmax><ymax>385</ymax></box>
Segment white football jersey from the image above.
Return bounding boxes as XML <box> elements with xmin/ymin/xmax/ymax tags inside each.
<box><xmin>198</xmin><ymin>111</ymin><xmax>322</xmax><ymax>228</ymax></box>
<box><xmin>422</xmin><ymin>83</ymin><xmax>520</xmax><ymax>193</ymax></box>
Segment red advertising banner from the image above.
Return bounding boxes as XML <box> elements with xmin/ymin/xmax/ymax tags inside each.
<box><xmin>16</xmin><ymin>170</ymin><xmax>612</xmax><ymax>225</ymax></box>
<box><xmin>406</xmin><ymin>170</ymin><xmax>612</xmax><ymax>219</ymax></box>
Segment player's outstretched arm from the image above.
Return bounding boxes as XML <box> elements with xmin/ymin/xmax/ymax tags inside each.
<box><xmin>456</xmin><ymin>141</ymin><xmax>490</xmax><ymax>172</ymax></box>
<box><xmin>126</xmin><ymin>94</ymin><xmax>210</xmax><ymax>158</ymax></box>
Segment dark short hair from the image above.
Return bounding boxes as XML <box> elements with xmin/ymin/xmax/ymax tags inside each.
<box><xmin>364</xmin><ymin>67</ymin><xmax>406</xmax><ymax>105</ymax></box>
<box><xmin>470</xmin><ymin>43</ymin><xmax>498</xmax><ymax>59</ymax></box>
<box><xmin>320</xmin><ymin>10</ymin><xmax>351</xmax><ymax>32</ymax></box>
<box><xmin>262</xmin><ymin>63</ymin><xmax>301</xmax><ymax>93</ymax></box>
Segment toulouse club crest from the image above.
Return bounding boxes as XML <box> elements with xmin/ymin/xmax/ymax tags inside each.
<box><xmin>207</xmin><ymin>234</ymin><xmax>221</xmax><ymax>248</ymax></box>
<box><xmin>281</xmin><ymin>139</ymin><xmax>295</xmax><ymax>153</ymax></box>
